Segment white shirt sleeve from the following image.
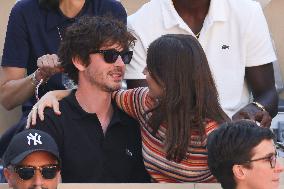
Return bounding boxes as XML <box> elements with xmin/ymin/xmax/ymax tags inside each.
<box><xmin>245</xmin><ymin>3</ymin><xmax>277</xmax><ymax>67</ymax></box>
<box><xmin>125</xmin><ymin>23</ymin><xmax>147</xmax><ymax>79</ymax></box>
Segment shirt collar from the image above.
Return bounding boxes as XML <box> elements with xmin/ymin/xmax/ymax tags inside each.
<box><xmin>45</xmin><ymin>0</ymin><xmax>92</xmax><ymax>31</ymax></box>
<box><xmin>161</xmin><ymin>0</ymin><xmax>182</xmax><ymax>29</ymax></box>
<box><xmin>65</xmin><ymin>90</ymin><xmax>122</xmax><ymax>126</ymax></box>
<box><xmin>46</xmin><ymin>9</ymin><xmax>65</xmax><ymax>31</ymax></box>
<box><xmin>162</xmin><ymin>0</ymin><xmax>228</xmax><ymax>30</ymax></box>
<box><xmin>207</xmin><ymin>0</ymin><xmax>228</xmax><ymax>22</ymax></box>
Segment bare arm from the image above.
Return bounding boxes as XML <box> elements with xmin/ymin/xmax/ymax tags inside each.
<box><xmin>232</xmin><ymin>63</ymin><xmax>278</xmax><ymax>127</ymax></box>
<box><xmin>0</xmin><ymin>54</ymin><xmax>61</xmax><ymax>110</ymax></box>
<box><xmin>246</xmin><ymin>63</ymin><xmax>278</xmax><ymax>117</ymax></box>
<box><xmin>232</xmin><ymin>4</ymin><xmax>277</xmax><ymax>127</ymax></box>
<box><xmin>0</xmin><ymin>67</ymin><xmax>35</xmax><ymax>110</ymax></box>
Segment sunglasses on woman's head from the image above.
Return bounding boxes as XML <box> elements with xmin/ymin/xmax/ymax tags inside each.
<box><xmin>12</xmin><ymin>164</ymin><xmax>60</xmax><ymax>180</ymax></box>
<box><xmin>90</xmin><ymin>49</ymin><xmax>133</xmax><ymax>64</ymax></box>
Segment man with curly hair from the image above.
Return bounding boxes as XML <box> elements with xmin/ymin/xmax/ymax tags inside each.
<box><xmin>33</xmin><ymin>16</ymin><xmax>150</xmax><ymax>183</ymax></box>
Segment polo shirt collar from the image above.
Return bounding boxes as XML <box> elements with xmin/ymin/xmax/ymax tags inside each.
<box><xmin>161</xmin><ymin>0</ymin><xmax>228</xmax><ymax>30</ymax></box>
<box><xmin>46</xmin><ymin>9</ymin><xmax>65</xmax><ymax>31</ymax></box>
<box><xmin>45</xmin><ymin>0</ymin><xmax>91</xmax><ymax>31</ymax></box>
<box><xmin>207</xmin><ymin>0</ymin><xmax>228</xmax><ymax>22</ymax></box>
<box><xmin>161</xmin><ymin>0</ymin><xmax>183</xmax><ymax>30</ymax></box>
<box><xmin>65</xmin><ymin>90</ymin><xmax>122</xmax><ymax>125</ymax></box>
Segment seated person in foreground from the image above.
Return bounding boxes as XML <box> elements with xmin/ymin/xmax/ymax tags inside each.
<box><xmin>28</xmin><ymin>34</ymin><xmax>229</xmax><ymax>182</ymax></box>
<box><xmin>3</xmin><ymin>129</ymin><xmax>61</xmax><ymax>189</ymax></box>
<box><xmin>207</xmin><ymin>120</ymin><xmax>284</xmax><ymax>189</ymax></box>
<box><xmin>33</xmin><ymin>16</ymin><xmax>149</xmax><ymax>183</ymax></box>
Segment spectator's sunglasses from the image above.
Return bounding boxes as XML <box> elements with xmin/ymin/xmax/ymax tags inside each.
<box><xmin>12</xmin><ymin>164</ymin><xmax>60</xmax><ymax>180</ymax></box>
<box><xmin>89</xmin><ymin>49</ymin><xmax>133</xmax><ymax>64</ymax></box>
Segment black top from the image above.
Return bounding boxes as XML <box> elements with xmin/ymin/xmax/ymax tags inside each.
<box><xmin>1</xmin><ymin>0</ymin><xmax>126</xmax><ymax>122</ymax></box>
<box><xmin>0</xmin><ymin>0</ymin><xmax>127</xmax><ymax>157</ymax></box>
<box><xmin>34</xmin><ymin>90</ymin><xmax>150</xmax><ymax>183</ymax></box>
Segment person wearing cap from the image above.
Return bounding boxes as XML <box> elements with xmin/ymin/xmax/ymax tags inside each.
<box><xmin>3</xmin><ymin>129</ymin><xmax>61</xmax><ymax>189</ymax></box>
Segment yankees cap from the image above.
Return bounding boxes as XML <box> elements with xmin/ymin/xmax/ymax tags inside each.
<box><xmin>2</xmin><ymin>129</ymin><xmax>60</xmax><ymax>167</ymax></box>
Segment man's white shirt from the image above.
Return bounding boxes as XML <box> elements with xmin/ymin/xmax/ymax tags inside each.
<box><xmin>126</xmin><ymin>0</ymin><xmax>276</xmax><ymax>118</ymax></box>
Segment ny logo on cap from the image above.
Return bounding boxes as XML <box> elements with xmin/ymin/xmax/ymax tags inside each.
<box><xmin>27</xmin><ymin>133</ymin><xmax>42</xmax><ymax>146</ymax></box>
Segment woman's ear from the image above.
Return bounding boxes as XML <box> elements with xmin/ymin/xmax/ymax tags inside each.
<box><xmin>72</xmin><ymin>56</ymin><xmax>86</xmax><ymax>71</ymax></box>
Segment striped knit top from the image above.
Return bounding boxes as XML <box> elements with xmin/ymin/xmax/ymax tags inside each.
<box><xmin>113</xmin><ymin>87</ymin><xmax>218</xmax><ymax>183</ymax></box>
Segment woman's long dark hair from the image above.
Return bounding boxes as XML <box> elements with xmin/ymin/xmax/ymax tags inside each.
<box><xmin>146</xmin><ymin>34</ymin><xmax>229</xmax><ymax>162</ymax></box>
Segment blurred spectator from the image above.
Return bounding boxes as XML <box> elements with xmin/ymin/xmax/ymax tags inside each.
<box><xmin>207</xmin><ymin>120</ymin><xmax>284</xmax><ymax>189</ymax></box>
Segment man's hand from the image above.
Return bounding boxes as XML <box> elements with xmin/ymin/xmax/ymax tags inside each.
<box><xmin>36</xmin><ymin>54</ymin><xmax>62</xmax><ymax>81</ymax></box>
<box><xmin>232</xmin><ymin>103</ymin><xmax>272</xmax><ymax>128</ymax></box>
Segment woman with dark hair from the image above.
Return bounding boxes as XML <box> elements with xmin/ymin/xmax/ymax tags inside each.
<box><xmin>27</xmin><ymin>34</ymin><xmax>229</xmax><ymax>182</ymax></box>
<box><xmin>0</xmin><ymin>0</ymin><xmax>126</xmax><ymax>157</ymax></box>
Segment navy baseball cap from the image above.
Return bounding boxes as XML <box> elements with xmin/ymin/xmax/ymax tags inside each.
<box><xmin>3</xmin><ymin>129</ymin><xmax>60</xmax><ymax>167</ymax></box>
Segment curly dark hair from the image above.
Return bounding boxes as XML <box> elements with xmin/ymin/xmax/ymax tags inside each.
<box><xmin>58</xmin><ymin>16</ymin><xmax>135</xmax><ymax>84</ymax></box>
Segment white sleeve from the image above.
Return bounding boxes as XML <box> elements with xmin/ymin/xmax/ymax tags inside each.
<box><xmin>125</xmin><ymin>25</ymin><xmax>147</xmax><ymax>79</ymax></box>
<box><xmin>245</xmin><ymin>3</ymin><xmax>276</xmax><ymax>67</ymax></box>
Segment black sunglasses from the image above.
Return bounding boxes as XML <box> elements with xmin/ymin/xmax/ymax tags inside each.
<box><xmin>12</xmin><ymin>164</ymin><xmax>60</xmax><ymax>180</ymax></box>
<box><xmin>90</xmin><ymin>49</ymin><xmax>133</xmax><ymax>64</ymax></box>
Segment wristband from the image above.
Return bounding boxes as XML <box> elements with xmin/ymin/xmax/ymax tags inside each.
<box><xmin>252</xmin><ymin>101</ymin><xmax>266</xmax><ymax>112</ymax></box>
<box><xmin>30</xmin><ymin>69</ymin><xmax>44</xmax><ymax>101</ymax></box>
<box><xmin>31</xmin><ymin>70</ymin><xmax>41</xmax><ymax>86</ymax></box>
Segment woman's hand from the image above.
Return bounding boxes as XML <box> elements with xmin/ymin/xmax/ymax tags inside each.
<box><xmin>26</xmin><ymin>90</ymin><xmax>71</xmax><ymax>128</ymax></box>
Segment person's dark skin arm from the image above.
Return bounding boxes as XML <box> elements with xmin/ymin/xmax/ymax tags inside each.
<box><xmin>126</xmin><ymin>79</ymin><xmax>147</xmax><ymax>89</ymax></box>
<box><xmin>232</xmin><ymin>63</ymin><xmax>278</xmax><ymax>128</ymax></box>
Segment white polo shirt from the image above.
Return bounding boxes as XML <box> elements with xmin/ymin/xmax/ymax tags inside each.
<box><xmin>125</xmin><ymin>0</ymin><xmax>276</xmax><ymax>117</ymax></box>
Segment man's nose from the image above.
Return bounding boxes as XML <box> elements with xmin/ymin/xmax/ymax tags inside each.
<box><xmin>32</xmin><ymin>170</ymin><xmax>44</xmax><ymax>187</ymax></box>
<box><xmin>114</xmin><ymin>55</ymin><xmax>125</xmax><ymax>66</ymax></box>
